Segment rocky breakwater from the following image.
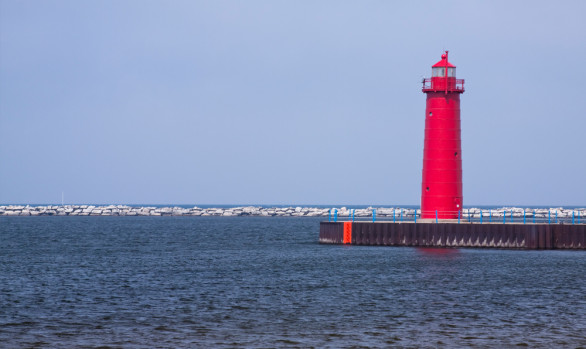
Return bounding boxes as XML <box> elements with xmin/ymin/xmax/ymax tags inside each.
<box><xmin>0</xmin><ymin>205</ymin><xmax>332</xmax><ymax>217</ymax></box>
<box><xmin>0</xmin><ymin>205</ymin><xmax>584</xmax><ymax>219</ymax></box>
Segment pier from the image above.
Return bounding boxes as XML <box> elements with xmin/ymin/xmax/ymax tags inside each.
<box><xmin>320</xmin><ymin>221</ymin><xmax>585</xmax><ymax>249</ymax></box>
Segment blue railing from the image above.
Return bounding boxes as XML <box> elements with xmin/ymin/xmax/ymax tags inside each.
<box><xmin>327</xmin><ymin>208</ymin><xmax>583</xmax><ymax>225</ymax></box>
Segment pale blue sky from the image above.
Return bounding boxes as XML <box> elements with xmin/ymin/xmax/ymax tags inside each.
<box><xmin>1</xmin><ymin>1</ymin><xmax>585</xmax><ymax>206</ymax></box>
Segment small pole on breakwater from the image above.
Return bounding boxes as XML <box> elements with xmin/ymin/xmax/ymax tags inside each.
<box><xmin>435</xmin><ymin>210</ymin><xmax>438</xmax><ymax>223</ymax></box>
<box><xmin>400</xmin><ymin>209</ymin><xmax>403</xmax><ymax>222</ymax></box>
<box><xmin>555</xmin><ymin>210</ymin><xmax>558</xmax><ymax>223</ymax></box>
<box><xmin>352</xmin><ymin>209</ymin><xmax>355</xmax><ymax>222</ymax></box>
<box><xmin>393</xmin><ymin>208</ymin><xmax>396</xmax><ymax>223</ymax></box>
<box><xmin>334</xmin><ymin>209</ymin><xmax>338</xmax><ymax>222</ymax></box>
<box><xmin>533</xmin><ymin>209</ymin><xmax>536</xmax><ymax>224</ymax></box>
<box><xmin>572</xmin><ymin>211</ymin><xmax>575</xmax><ymax>225</ymax></box>
<box><xmin>523</xmin><ymin>209</ymin><xmax>526</xmax><ymax>224</ymax></box>
<box><xmin>510</xmin><ymin>210</ymin><xmax>513</xmax><ymax>223</ymax></box>
<box><xmin>480</xmin><ymin>209</ymin><xmax>483</xmax><ymax>224</ymax></box>
<box><xmin>548</xmin><ymin>210</ymin><xmax>551</xmax><ymax>224</ymax></box>
<box><xmin>468</xmin><ymin>210</ymin><xmax>471</xmax><ymax>222</ymax></box>
<box><xmin>503</xmin><ymin>210</ymin><xmax>506</xmax><ymax>224</ymax></box>
<box><xmin>372</xmin><ymin>209</ymin><xmax>376</xmax><ymax>222</ymax></box>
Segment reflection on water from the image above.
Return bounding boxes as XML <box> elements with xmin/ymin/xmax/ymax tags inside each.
<box><xmin>417</xmin><ymin>247</ymin><xmax>461</xmax><ymax>257</ymax></box>
<box><xmin>1</xmin><ymin>216</ymin><xmax>585</xmax><ymax>348</ymax></box>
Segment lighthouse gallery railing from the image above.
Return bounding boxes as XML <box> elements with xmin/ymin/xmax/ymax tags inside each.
<box><xmin>422</xmin><ymin>78</ymin><xmax>465</xmax><ymax>92</ymax></box>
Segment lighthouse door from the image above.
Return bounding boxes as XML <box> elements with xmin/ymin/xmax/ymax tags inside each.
<box><xmin>454</xmin><ymin>197</ymin><xmax>461</xmax><ymax>211</ymax></box>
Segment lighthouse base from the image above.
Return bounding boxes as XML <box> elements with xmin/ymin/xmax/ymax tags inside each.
<box><xmin>319</xmin><ymin>221</ymin><xmax>585</xmax><ymax>249</ymax></box>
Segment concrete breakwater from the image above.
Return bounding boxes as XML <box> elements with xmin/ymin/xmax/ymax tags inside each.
<box><xmin>0</xmin><ymin>205</ymin><xmax>584</xmax><ymax>218</ymax></box>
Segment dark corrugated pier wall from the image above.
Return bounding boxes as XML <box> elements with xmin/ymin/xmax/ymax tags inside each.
<box><xmin>319</xmin><ymin>222</ymin><xmax>344</xmax><ymax>244</ymax></box>
<box><xmin>319</xmin><ymin>222</ymin><xmax>585</xmax><ymax>249</ymax></box>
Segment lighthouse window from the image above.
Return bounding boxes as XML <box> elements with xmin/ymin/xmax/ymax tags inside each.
<box><xmin>432</xmin><ymin>67</ymin><xmax>456</xmax><ymax>77</ymax></box>
<box><xmin>432</xmin><ymin>67</ymin><xmax>444</xmax><ymax>77</ymax></box>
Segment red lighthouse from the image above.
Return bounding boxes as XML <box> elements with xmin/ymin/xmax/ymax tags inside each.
<box><xmin>421</xmin><ymin>51</ymin><xmax>465</xmax><ymax>219</ymax></box>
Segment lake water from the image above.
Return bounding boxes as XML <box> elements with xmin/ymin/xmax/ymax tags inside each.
<box><xmin>1</xmin><ymin>216</ymin><xmax>585</xmax><ymax>348</ymax></box>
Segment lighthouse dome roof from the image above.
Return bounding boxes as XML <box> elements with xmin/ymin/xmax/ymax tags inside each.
<box><xmin>432</xmin><ymin>54</ymin><xmax>456</xmax><ymax>68</ymax></box>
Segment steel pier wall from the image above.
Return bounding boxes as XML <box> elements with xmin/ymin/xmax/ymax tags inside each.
<box><xmin>319</xmin><ymin>222</ymin><xmax>344</xmax><ymax>244</ymax></box>
<box><xmin>319</xmin><ymin>222</ymin><xmax>585</xmax><ymax>249</ymax></box>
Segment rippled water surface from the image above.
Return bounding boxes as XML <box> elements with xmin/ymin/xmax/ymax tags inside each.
<box><xmin>1</xmin><ymin>216</ymin><xmax>585</xmax><ymax>348</ymax></box>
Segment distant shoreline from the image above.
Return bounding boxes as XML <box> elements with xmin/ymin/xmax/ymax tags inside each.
<box><xmin>1</xmin><ymin>205</ymin><xmax>584</xmax><ymax>218</ymax></box>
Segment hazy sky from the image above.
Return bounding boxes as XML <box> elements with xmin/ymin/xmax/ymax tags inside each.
<box><xmin>1</xmin><ymin>1</ymin><xmax>585</xmax><ymax>206</ymax></box>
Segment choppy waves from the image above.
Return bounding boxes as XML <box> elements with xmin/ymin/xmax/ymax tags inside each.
<box><xmin>1</xmin><ymin>216</ymin><xmax>585</xmax><ymax>348</ymax></box>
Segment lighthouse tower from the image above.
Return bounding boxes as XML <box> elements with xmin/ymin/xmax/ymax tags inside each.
<box><xmin>421</xmin><ymin>51</ymin><xmax>465</xmax><ymax>219</ymax></box>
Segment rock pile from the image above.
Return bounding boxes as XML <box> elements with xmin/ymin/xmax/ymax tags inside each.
<box><xmin>0</xmin><ymin>205</ymin><xmax>584</xmax><ymax>218</ymax></box>
<box><xmin>0</xmin><ymin>205</ymin><xmax>329</xmax><ymax>217</ymax></box>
